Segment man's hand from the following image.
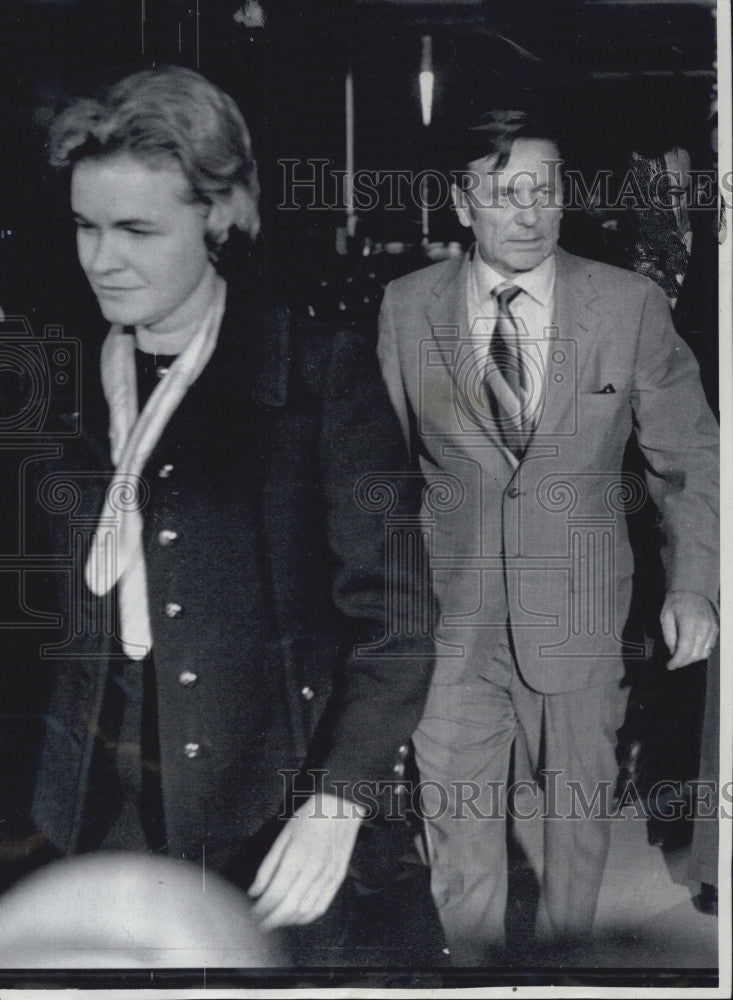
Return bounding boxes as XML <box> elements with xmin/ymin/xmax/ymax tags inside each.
<box><xmin>248</xmin><ymin>793</ymin><xmax>365</xmax><ymax>931</ymax></box>
<box><xmin>660</xmin><ymin>590</ymin><xmax>718</xmax><ymax>669</ymax></box>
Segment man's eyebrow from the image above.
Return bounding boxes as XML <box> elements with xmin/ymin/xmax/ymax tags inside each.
<box><xmin>484</xmin><ymin>175</ymin><xmax>550</xmax><ymax>191</ymax></box>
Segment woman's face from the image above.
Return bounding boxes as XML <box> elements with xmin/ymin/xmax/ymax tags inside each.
<box><xmin>71</xmin><ymin>153</ymin><xmax>213</xmax><ymax>332</ymax></box>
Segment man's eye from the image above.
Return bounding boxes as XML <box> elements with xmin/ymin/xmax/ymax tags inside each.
<box><xmin>125</xmin><ymin>228</ymin><xmax>154</xmax><ymax>236</ymax></box>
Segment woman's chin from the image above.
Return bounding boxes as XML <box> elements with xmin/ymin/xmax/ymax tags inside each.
<box><xmin>96</xmin><ymin>302</ymin><xmax>144</xmax><ymax>327</ymax></box>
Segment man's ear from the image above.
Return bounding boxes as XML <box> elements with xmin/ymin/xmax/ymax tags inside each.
<box><xmin>451</xmin><ymin>181</ymin><xmax>473</xmax><ymax>229</ymax></box>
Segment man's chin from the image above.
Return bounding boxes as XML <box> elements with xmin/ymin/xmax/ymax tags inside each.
<box><xmin>505</xmin><ymin>248</ymin><xmax>551</xmax><ymax>273</ymax></box>
<box><xmin>507</xmin><ymin>253</ymin><xmax>550</xmax><ymax>274</ymax></box>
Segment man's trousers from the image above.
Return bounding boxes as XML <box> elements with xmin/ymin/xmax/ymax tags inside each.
<box><xmin>412</xmin><ymin>631</ymin><xmax>628</xmax><ymax>965</ymax></box>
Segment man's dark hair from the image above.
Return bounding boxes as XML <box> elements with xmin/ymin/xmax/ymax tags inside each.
<box><xmin>459</xmin><ymin>108</ymin><xmax>562</xmax><ymax>171</ymax></box>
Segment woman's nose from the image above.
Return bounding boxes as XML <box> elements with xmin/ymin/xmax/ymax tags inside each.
<box><xmin>84</xmin><ymin>231</ymin><xmax>122</xmax><ymax>273</ymax></box>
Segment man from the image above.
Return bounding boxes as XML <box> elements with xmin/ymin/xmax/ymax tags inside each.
<box><xmin>377</xmin><ymin>109</ymin><xmax>718</xmax><ymax>963</ymax></box>
<box><xmin>7</xmin><ymin>67</ymin><xmax>434</xmax><ymax>961</ymax></box>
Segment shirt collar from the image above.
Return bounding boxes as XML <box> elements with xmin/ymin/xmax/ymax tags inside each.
<box><xmin>471</xmin><ymin>245</ymin><xmax>556</xmax><ymax>308</ymax></box>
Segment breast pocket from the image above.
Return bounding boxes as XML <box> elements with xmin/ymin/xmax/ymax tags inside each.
<box><xmin>578</xmin><ymin>386</ymin><xmax>631</xmax><ymax>435</ymax></box>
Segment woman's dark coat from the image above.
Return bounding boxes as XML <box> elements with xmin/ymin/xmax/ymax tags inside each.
<box><xmin>28</xmin><ymin>280</ymin><xmax>433</xmax><ymax>866</ymax></box>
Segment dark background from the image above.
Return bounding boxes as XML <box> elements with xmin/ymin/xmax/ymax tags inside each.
<box><xmin>0</xmin><ymin>0</ymin><xmax>718</xmax><ymax>316</ymax></box>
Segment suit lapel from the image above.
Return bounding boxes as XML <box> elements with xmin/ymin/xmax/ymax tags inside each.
<box><xmin>421</xmin><ymin>248</ymin><xmax>608</xmax><ymax>463</ymax></box>
<box><xmin>425</xmin><ymin>253</ymin><xmax>515</xmax><ymax>462</ymax></box>
<box><xmin>424</xmin><ymin>253</ymin><xmax>470</xmax><ymax>378</ymax></box>
<box><xmin>526</xmin><ymin>247</ymin><xmax>605</xmax><ymax>447</ymax></box>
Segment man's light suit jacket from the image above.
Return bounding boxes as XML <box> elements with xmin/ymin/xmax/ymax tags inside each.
<box><xmin>378</xmin><ymin>247</ymin><xmax>719</xmax><ymax>694</ymax></box>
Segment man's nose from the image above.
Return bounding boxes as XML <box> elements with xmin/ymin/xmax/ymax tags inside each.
<box><xmin>516</xmin><ymin>201</ymin><xmax>540</xmax><ymax>227</ymax></box>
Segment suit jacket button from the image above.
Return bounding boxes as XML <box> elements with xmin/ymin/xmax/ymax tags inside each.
<box><xmin>165</xmin><ymin>601</ymin><xmax>183</xmax><ymax>618</ymax></box>
<box><xmin>156</xmin><ymin>365</ymin><xmax>170</xmax><ymax>378</ymax></box>
<box><xmin>158</xmin><ymin>464</ymin><xmax>174</xmax><ymax>478</ymax></box>
<box><xmin>158</xmin><ymin>529</ymin><xmax>179</xmax><ymax>547</ymax></box>
<box><xmin>393</xmin><ymin>762</ymin><xmax>405</xmax><ymax>776</ymax></box>
<box><xmin>184</xmin><ymin>742</ymin><xmax>200</xmax><ymax>759</ymax></box>
<box><xmin>300</xmin><ymin>686</ymin><xmax>315</xmax><ymax>701</ymax></box>
<box><xmin>507</xmin><ymin>487</ymin><xmax>520</xmax><ymax>499</ymax></box>
<box><xmin>179</xmin><ymin>670</ymin><xmax>198</xmax><ymax>687</ymax></box>
<box><xmin>398</xmin><ymin>744</ymin><xmax>409</xmax><ymax>756</ymax></box>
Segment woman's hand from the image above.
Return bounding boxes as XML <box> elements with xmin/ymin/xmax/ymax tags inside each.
<box><xmin>248</xmin><ymin>793</ymin><xmax>366</xmax><ymax>931</ymax></box>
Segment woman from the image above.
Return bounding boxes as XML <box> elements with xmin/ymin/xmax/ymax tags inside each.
<box><xmin>623</xmin><ymin>146</ymin><xmax>692</xmax><ymax>304</ymax></box>
<box><xmin>27</xmin><ymin>66</ymin><xmax>432</xmax><ymax>953</ymax></box>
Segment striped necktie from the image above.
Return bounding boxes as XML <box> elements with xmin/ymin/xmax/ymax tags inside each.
<box><xmin>485</xmin><ymin>283</ymin><xmax>532</xmax><ymax>458</ymax></box>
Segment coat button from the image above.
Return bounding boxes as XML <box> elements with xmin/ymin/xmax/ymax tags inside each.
<box><xmin>507</xmin><ymin>486</ymin><xmax>520</xmax><ymax>499</ymax></box>
<box><xmin>158</xmin><ymin>529</ymin><xmax>179</xmax><ymax>547</ymax></box>
<box><xmin>156</xmin><ymin>365</ymin><xmax>170</xmax><ymax>378</ymax></box>
<box><xmin>179</xmin><ymin>670</ymin><xmax>198</xmax><ymax>687</ymax></box>
<box><xmin>184</xmin><ymin>742</ymin><xmax>200</xmax><ymax>759</ymax></box>
<box><xmin>165</xmin><ymin>601</ymin><xmax>183</xmax><ymax>618</ymax></box>
<box><xmin>158</xmin><ymin>464</ymin><xmax>174</xmax><ymax>478</ymax></box>
<box><xmin>300</xmin><ymin>686</ymin><xmax>315</xmax><ymax>701</ymax></box>
<box><xmin>398</xmin><ymin>744</ymin><xmax>409</xmax><ymax>756</ymax></box>
<box><xmin>393</xmin><ymin>762</ymin><xmax>405</xmax><ymax>776</ymax></box>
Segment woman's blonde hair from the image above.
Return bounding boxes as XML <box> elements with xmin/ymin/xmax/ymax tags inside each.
<box><xmin>48</xmin><ymin>65</ymin><xmax>260</xmax><ymax>246</ymax></box>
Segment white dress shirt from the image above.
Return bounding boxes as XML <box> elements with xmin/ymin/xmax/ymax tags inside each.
<box><xmin>467</xmin><ymin>246</ymin><xmax>556</xmax><ymax>363</ymax></box>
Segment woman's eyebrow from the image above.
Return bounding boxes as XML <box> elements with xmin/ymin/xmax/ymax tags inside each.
<box><xmin>113</xmin><ymin>217</ymin><xmax>157</xmax><ymax>227</ymax></box>
<box><xmin>72</xmin><ymin>211</ymin><xmax>157</xmax><ymax>227</ymax></box>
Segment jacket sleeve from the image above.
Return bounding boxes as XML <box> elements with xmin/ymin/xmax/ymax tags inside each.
<box><xmin>376</xmin><ymin>283</ymin><xmax>411</xmax><ymax>453</ymax></box>
<box><xmin>631</xmin><ymin>278</ymin><xmax>719</xmax><ymax>605</ymax></box>
<box><xmin>315</xmin><ymin>326</ymin><xmax>434</xmax><ymax>805</ymax></box>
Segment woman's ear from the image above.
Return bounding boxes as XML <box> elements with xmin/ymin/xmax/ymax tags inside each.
<box><xmin>205</xmin><ymin>187</ymin><xmax>260</xmax><ymax>244</ymax></box>
<box><xmin>205</xmin><ymin>197</ymin><xmax>237</xmax><ymax>247</ymax></box>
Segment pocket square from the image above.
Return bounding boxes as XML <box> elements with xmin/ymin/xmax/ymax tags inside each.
<box><xmin>593</xmin><ymin>384</ymin><xmax>616</xmax><ymax>394</ymax></box>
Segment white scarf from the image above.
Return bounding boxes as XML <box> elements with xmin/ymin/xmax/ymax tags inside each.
<box><xmin>84</xmin><ymin>275</ymin><xmax>227</xmax><ymax>660</ymax></box>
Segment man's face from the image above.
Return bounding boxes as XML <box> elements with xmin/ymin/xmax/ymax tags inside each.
<box><xmin>453</xmin><ymin>138</ymin><xmax>563</xmax><ymax>277</ymax></box>
<box><xmin>71</xmin><ymin>153</ymin><xmax>213</xmax><ymax>333</ymax></box>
